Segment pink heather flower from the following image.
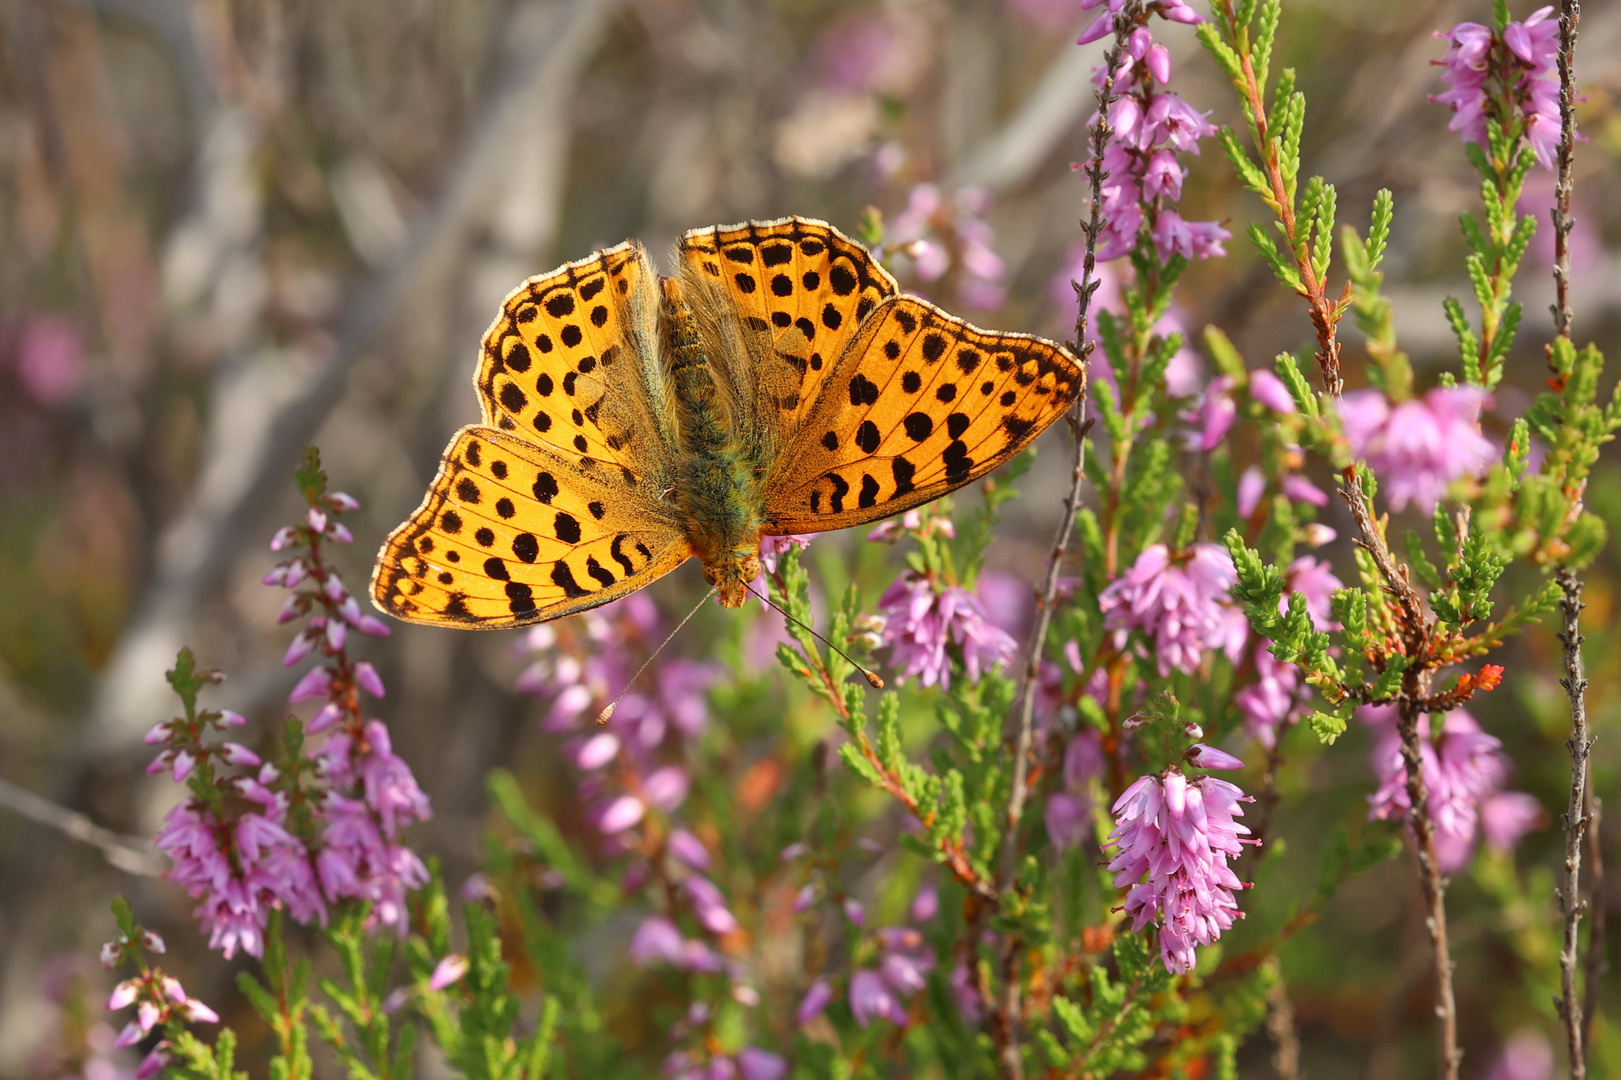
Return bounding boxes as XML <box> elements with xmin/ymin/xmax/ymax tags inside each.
<box><xmin>849</xmin><ymin>969</ymin><xmax>906</xmax><ymax>1027</ymax></box>
<box><xmin>875</xmin><ymin>574</ymin><xmax>1018</xmax><ymax>689</ymax></box>
<box><xmin>1338</xmin><ymin>387</ymin><xmax>1494</xmax><ymax>512</ymax></box>
<box><xmin>1236</xmin><ymin>648</ymin><xmax>1301</xmax><ymax>748</ymax></box>
<box><xmin>630</xmin><ymin>916</ymin><xmax>686</xmax><ymax>966</ymax></box>
<box><xmin>681</xmin><ymin>875</ymin><xmax>739</xmax><ymax>936</ymax></box>
<box><xmin>1185</xmin><ymin>744</ymin><xmax>1245</xmax><ymax>770</ymax></box>
<box><xmin>910</xmin><ymin>882</ymin><xmax>939</xmax><ymax>923</ymax></box>
<box><xmin>354</xmin><ymin>660</ymin><xmax>386</xmax><ymax>699</ymax></box>
<box><xmin>1083</xmin><ymin>22</ymin><xmax>1229</xmax><ymax>264</ymax></box>
<box><xmin>1104</xmin><ymin>769</ymin><xmax>1255</xmax><ymax>974</ymax></box>
<box><xmin>758</xmin><ymin>533</ymin><xmax>811</xmax><ymax>574</ymax></box>
<box><xmin>1186</xmin><ymin>375</ymin><xmax>1236</xmax><ymax>450</ymax></box>
<box><xmin>316</xmin><ymin>792</ymin><xmax>429</xmax><ymax>932</ymax></box>
<box><xmin>320</xmin><ymin>720</ymin><xmax>432</xmax><ymax>835</ymax></box>
<box><xmin>1487</xmin><ymin>1030</ymin><xmax>1555</xmax><ymax>1080</ymax></box>
<box><xmin>1046</xmin><ymin>731</ymin><xmax>1106</xmax><ymax>850</ymax></box>
<box><xmin>1248</xmin><ymin>369</ymin><xmax>1297</xmax><ymax>413</ymax></box>
<box><xmin>1237</xmin><ymin>467</ymin><xmax>1267</xmax><ymax>519</ymax></box>
<box><xmin>736</xmin><ymin>1048</ymin><xmax>788</xmax><ymax>1080</ymax></box>
<box><xmin>1362</xmin><ymin>706</ymin><xmax>1541</xmax><ymax>871</ymax></box>
<box><xmin>1482</xmin><ymin>791</ymin><xmax>1545</xmax><ymax>852</ymax></box>
<box><xmin>949</xmin><ymin>962</ymin><xmax>986</xmax><ymax>1024</ymax></box>
<box><xmin>797</xmin><ymin>978</ymin><xmax>835</xmax><ymax>1025</ymax></box>
<box><xmin>1100</xmin><ymin>544</ymin><xmax>1245</xmax><ymax>676</ymax></box>
<box><xmin>667</xmin><ymin>828</ymin><xmax>712</xmax><ymax>871</ymax></box>
<box><xmin>597</xmin><ymin>794</ymin><xmax>646</xmax><ymax>835</ymax></box>
<box><xmin>1432</xmin><ymin>9</ymin><xmax>1565</xmax><ymax>168</ymax></box>
<box><xmin>155</xmin><ymin>794</ymin><xmax>325</xmax><ymax>959</ymax></box>
<box><xmin>16</xmin><ymin>314</ymin><xmax>85</xmax><ymax>406</ymax></box>
<box><xmin>428</xmin><ymin>954</ymin><xmax>469</xmax><ymax>990</ymax></box>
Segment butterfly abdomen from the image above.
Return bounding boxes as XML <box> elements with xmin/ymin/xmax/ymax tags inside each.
<box><xmin>662</xmin><ymin>277</ymin><xmax>764</xmax><ymax>605</ymax></box>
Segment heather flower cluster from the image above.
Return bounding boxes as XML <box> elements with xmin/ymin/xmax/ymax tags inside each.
<box><xmin>1104</xmin><ymin>748</ymin><xmax>1254</xmax><ymax>974</ymax></box>
<box><xmin>1337</xmin><ymin>386</ymin><xmax>1495</xmax><ymax>513</ymax></box>
<box><xmin>873</xmin><ymin>571</ymin><xmax>1018</xmax><ymax>689</ymax></box>
<box><xmin>517</xmin><ymin>594</ymin><xmax>721</xmax><ymax>842</ymax></box>
<box><xmin>795</xmin><ymin>885</ymin><xmax>941</xmax><ymax>1030</ymax></box>
<box><xmin>1432</xmin><ymin>7</ymin><xmax>1562</xmax><ymax>167</ymax></box>
<box><xmin>881</xmin><ymin>183</ymin><xmax>1008</xmax><ymax>310</ymax></box>
<box><xmin>152</xmin><ymin>462</ymin><xmax>430</xmax><ymax>958</ymax></box>
<box><xmin>1082</xmin><ymin>4</ymin><xmax>1228</xmax><ymax>263</ymax></box>
<box><xmin>1362</xmin><ymin>706</ymin><xmax>1543</xmax><ymax>871</ymax></box>
<box><xmin>101</xmin><ymin>919</ymin><xmax>218</xmax><ymax>1080</ymax></box>
<box><xmin>1099</xmin><ymin>543</ymin><xmax>1246</xmax><ymax>677</ymax></box>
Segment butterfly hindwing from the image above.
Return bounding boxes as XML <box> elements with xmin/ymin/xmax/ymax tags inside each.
<box><xmin>763</xmin><ymin>296</ymin><xmax>1084</xmax><ymax>533</ymax></box>
<box><xmin>371</xmin><ymin>427</ymin><xmax>692</xmax><ymax>628</ymax></box>
<box><xmin>679</xmin><ymin>218</ymin><xmax>896</xmax><ymax>456</ymax></box>
<box><xmin>477</xmin><ymin>240</ymin><xmax>676</xmax><ymax>488</ymax></box>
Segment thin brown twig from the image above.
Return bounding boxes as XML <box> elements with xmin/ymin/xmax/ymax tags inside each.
<box><xmin>1265</xmin><ymin>957</ymin><xmax>1302</xmax><ymax>1080</ymax></box>
<box><xmin>992</xmin><ymin>10</ymin><xmax>1129</xmax><ymax>1077</ymax></box>
<box><xmin>1580</xmin><ymin>784</ymin><xmax>1603</xmax><ymax>1051</ymax></box>
<box><xmin>1549</xmin><ymin>0</ymin><xmax>1580</xmax><ymax>342</ymax></box>
<box><xmin>1555</xmin><ymin>569</ymin><xmax>1592</xmax><ymax>1080</ymax></box>
<box><xmin>1547</xmin><ymin>5</ymin><xmax>1597</xmax><ymax>1076</ymax></box>
<box><xmin>0</xmin><ymin>777</ymin><xmax>166</xmax><ymax>877</ymax></box>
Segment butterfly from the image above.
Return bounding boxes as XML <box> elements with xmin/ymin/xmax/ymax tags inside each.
<box><xmin>370</xmin><ymin>217</ymin><xmax>1084</xmax><ymax>628</ymax></box>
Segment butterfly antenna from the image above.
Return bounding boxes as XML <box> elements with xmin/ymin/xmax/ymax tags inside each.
<box><xmin>596</xmin><ymin>587</ymin><xmax>716</xmax><ymax>725</ymax></box>
<box><xmin>745</xmin><ymin>581</ymin><xmax>885</xmax><ymax>689</ymax></box>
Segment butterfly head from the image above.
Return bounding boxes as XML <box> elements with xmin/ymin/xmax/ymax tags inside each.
<box><xmin>701</xmin><ymin>548</ymin><xmax>761</xmax><ymax>609</ymax></box>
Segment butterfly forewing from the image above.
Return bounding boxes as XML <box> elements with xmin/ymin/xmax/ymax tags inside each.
<box><xmin>476</xmin><ymin>239</ymin><xmax>674</xmax><ymax>486</ymax></box>
<box><xmin>763</xmin><ymin>296</ymin><xmax>1084</xmax><ymax>533</ymax></box>
<box><xmin>679</xmin><ymin>219</ymin><xmax>896</xmax><ymax>449</ymax></box>
<box><xmin>371</xmin><ymin>427</ymin><xmax>691</xmax><ymax>628</ymax></box>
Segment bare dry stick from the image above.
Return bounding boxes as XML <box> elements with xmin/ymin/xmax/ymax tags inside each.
<box><xmin>992</xmin><ymin>10</ymin><xmax>1130</xmax><ymax>1078</ymax></box>
<box><xmin>1556</xmin><ymin>570</ymin><xmax>1592</xmax><ymax>1080</ymax></box>
<box><xmin>1549</xmin><ymin>5</ymin><xmax>1594</xmax><ymax>1077</ymax></box>
<box><xmin>1264</xmin><ymin>958</ymin><xmax>1302</xmax><ymax>1080</ymax></box>
<box><xmin>0</xmin><ymin>778</ymin><xmax>165</xmax><ymax>877</ymax></box>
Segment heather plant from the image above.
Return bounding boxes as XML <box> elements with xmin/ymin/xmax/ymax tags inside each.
<box><xmin>62</xmin><ymin>1</ymin><xmax>1613</xmax><ymax>1079</ymax></box>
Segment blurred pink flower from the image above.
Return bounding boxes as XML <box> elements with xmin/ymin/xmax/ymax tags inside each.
<box><xmin>1338</xmin><ymin>386</ymin><xmax>1494</xmax><ymax>512</ymax></box>
<box><xmin>1046</xmin><ymin>730</ymin><xmax>1106</xmax><ymax>849</ymax></box>
<box><xmin>1486</xmin><ymin>1030</ymin><xmax>1554</xmax><ymax>1080</ymax></box>
<box><xmin>1362</xmin><ymin>706</ymin><xmax>1541</xmax><ymax>871</ymax></box>
<box><xmin>796</xmin><ymin>978</ymin><xmax>835</xmax><ymax>1025</ymax></box>
<box><xmin>849</xmin><ymin>969</ymin><xmax>906</xmax><ymax>1027</ymax></box>
<box><xmin>1100</xmin><ymin>544</ymin><xmax>1246</xmax><ymax>676</ymax></box>
<box><xmin>15</xmin><ymin>314</ymin><xmax>84</xmax><ymax>406</ymax></box>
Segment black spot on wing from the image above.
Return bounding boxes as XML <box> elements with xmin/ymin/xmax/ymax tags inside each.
<box><xmin>892</xmin><ymin>457</ymin><xmax>917</xmax><ymax>496</ymax></box>
<box><xmin>550</xmin><ymin>562</ymin><xmax>588</xmax><ymax>599</ymax></box>
<box><xmin>827</xmin><ymin>473</ymin><xmax>850</xmax><ymax>513</ymax></box>
<box><xmin>512</xmin><ymin>533</ymin><xmax>539</xmax><ymax>563</ymax></box>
